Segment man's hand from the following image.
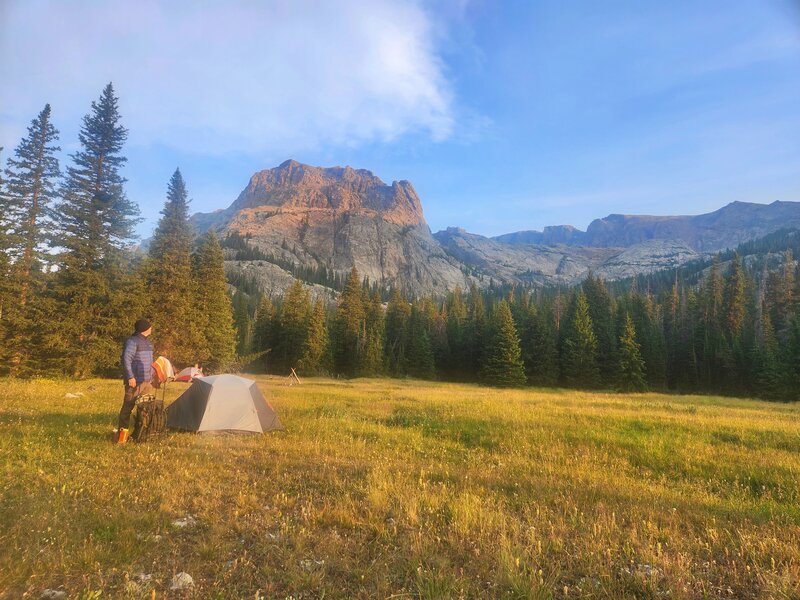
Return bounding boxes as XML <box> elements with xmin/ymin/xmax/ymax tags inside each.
<box><xmin>127</xmin><ymin>378</ymin><xmax>136</xmax><ymax>388</ymax></box>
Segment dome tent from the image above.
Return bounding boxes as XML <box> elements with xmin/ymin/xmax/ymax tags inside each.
<box><xmin>166</xmin><ymin>374</ymin><xmax>282</xmax><ymax>433</ymax></box>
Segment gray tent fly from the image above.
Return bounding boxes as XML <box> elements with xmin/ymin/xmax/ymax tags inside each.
<box><xmin>166</xmin><ymin>374</ymin><xmax>282</xmax><ymax>433</ymax></box>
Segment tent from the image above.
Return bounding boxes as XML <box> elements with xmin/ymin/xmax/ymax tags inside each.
<box><xmin>175</xmin><ymin>366</ymin><xmax>203</xmax><ymax>382</ymax></box>
<box><xmin>166</xmin><ymin>374</ymin><xmax>282</xmax><ymax>433</ymax></box>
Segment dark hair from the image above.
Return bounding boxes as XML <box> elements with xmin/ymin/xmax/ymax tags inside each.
<box><xmin>134</xmin><ymin>319</ymin><xmax>152</xmax><ymax>333</ymax></box>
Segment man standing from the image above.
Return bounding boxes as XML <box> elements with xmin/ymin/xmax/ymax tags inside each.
<box><xmin>117</xmin><ymin>319</ymin><xmax>154</xmax><ymax>443</ymax></box>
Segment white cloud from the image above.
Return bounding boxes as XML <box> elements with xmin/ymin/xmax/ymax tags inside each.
<box><xmin>0</xmin><ymin>0</ymin><xmax>454</xmax><ymax>154</ymax></box>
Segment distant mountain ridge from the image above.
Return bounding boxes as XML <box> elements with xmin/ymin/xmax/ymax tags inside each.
<box><xmin>493</xmin><ymin>200</ymin><xmax>800</xmax><ymax>252</ymax></box>
<box><xmin>191</xmin><ymin>160</ymin><xmax>799</xmax><ymax>295</ymax></box>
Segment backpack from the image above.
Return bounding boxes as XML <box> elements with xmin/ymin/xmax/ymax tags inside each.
<box><xmin>130</xmin><ymin>394</ymin><xmax>166</xmax><ymax>442</ymax></box>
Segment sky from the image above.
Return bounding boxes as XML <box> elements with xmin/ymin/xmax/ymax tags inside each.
<box><xmin>1</xmin><ymin>0</ymin><xmax>800</xmax><ymax>239</ymax></box>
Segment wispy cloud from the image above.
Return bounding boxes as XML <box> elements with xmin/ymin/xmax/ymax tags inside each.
<box><xmin>0</xmin><ymin>0</ymin><xmax>454</xmax><ymax>155</ymax></box>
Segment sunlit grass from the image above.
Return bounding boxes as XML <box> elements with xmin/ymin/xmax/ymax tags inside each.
<box><xmin>1</xmin><ymin>377</ymin><xmax>798</xmax><ymax>598</ymax></box>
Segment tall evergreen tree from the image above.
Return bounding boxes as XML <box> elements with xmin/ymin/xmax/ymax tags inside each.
<box><xmin>274</xmin><ymin>280</ymin><xmax>312</xmax><ymax>371</ymax></box>
<box><xmin>617</xmin><ymin>313</ymin><xmax>647</xmax><ymax>392</ymax></box>
<box><xmin>362</xmin><ymin>290</ymin><xmax>385</xmax><ymax>376</ymax></box>
<box><xmin>405</xmin><ymin>303</ymin><xmax>436</xmax><ymax>379</ymax></box>
<box><xmin>1</xmin><ymin>107</ymin><xmax>61</xmax><ymax>373</ymax></box>
<box><xmin>333</xmin><ymin>266</ymin><xmax>366</xmax><ymax>377</ymax></box>
<box><xmin>582</xmin><ymin>273</ymin><xmax>617</xmax><ymax>385</ymax></box>
<box><xmin>50</xmin><ymin>83</ymin><xmax>142</xmax><ymax>376</ymax></box>
<box><xmin>193</xmin><ymin>231</ymin><xmax>237</xmax><ymax>371</ymax></box>
<box><xmin>298</xmin><ymin>297</ymin><xmax>329</xmax><ymax>375</ymax></box>
<box><xmin>384</xmin><ymin>288</ymin><xmax>410</xmax><ymax>375</ymax></box>
<box><xmin>562</xmin><ymin>290</ymin><xmax>600</xmax><ymax>388</ymax></box>
<box><xmin>480</xmin><ymin>300</ymin><xmax>526</xmax><ymax>387</ymax></box>
<box><xmin>519</xmin><ymin>302</ymin><xmax>559</xmax><ymax>386</ymax></box>
<box><xmin>146</xmin><ymin>169</ymin><xmax>205</xmax><ymax>365</ymax></box>
<box><xmin>465</xmin><ymin>283</ymin><xmax>486</xmax><ymax>380</ymax></box>
<box><xmin>3</xmin><ymin>104</ymin><xmax>60</xmax><ymax>300</ymax></box>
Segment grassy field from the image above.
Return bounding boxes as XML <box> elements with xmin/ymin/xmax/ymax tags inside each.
<box><xmin>1</xmin><ymin>377</ymin><xmax>799</xmax><ymax>599</ymax></box>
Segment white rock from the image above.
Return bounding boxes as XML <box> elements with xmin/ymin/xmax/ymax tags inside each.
<box><xmin>170</xmin><ymin>572</ymin><xmax>194</xmax><ymax>590</ymax></box>
<box><xmin>40</xmin><ymin>590</ymin><xmax>66</xmax><ymax>600</ymax></box>
<box><xmin>172</xmin><ymin>516</ymin><xmax>198</xmax><ymax>528</ymax></box>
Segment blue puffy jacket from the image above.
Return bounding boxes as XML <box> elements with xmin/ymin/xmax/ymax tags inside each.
<box><xmin>121</xmin><ymin>333</ymin><xmax>154</xmax><ymax>384</ymax></box>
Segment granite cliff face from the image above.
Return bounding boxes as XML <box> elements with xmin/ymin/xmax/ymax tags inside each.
<box><xmin>192</xmin><ymin>161</ymin><xmax>798</xmax><ymax>296</ymax></box>
<box><xmin>192</xmin><ymin>160</ymin><xmax>472</xmax><ymax>296</ymax></box>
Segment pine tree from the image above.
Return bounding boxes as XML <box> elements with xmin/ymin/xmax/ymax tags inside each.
<box><xmin>384</xmin><ymin>288</ymin><xmax>411</xmax><ymax>375</ymax></box>
<box><xmin>465</xmin><ymin>283</ymin><xmax>486</xmax><ymax>380</ymax></box>
<box><xmin>274</xmin><ymin>280</ymin><xmax>312</xmax><ymax>371</ymax></box>
<box><xmin>362</xmin><ymin>291</ymin><xmax>385</xmax><ymax>375</ymax></box>
<box><xmin>444</xmin><ymin>286</ymin><xmax>468</xmax><ymax>379</ymax></box>
<box><xmin>405</xmin><ymin>303</ymin><xmax>435</xmax><ymax>379</ymax></box>
<box><xmin>582</xmin><ymin>273</ymin><xmax>617</xmax><ymax>385</ymax></box>
<box><xmin>146</xmin><ymin>169</ymin><xmax>205</xmax><ymax>366</ymax></box>
<box><xmin>50</xmin><ymin>83</ymin><xmax>142</xmax><ymax>376</ymax></box>
<box><xmin>519</xmin><ymin>302</ymin><xmax>559</xmax><ymax>386</ymax></box>
<box><xmin>333</xmin><ymin>266</ymin><xmax>366</xmax><ymax>377</ymax></box>
<box><xmin>479</xmin><ymin>300</ymin><xmax>526</xmax><ymax>387</ymax></box>
<box><xmin>193</xmin><ymin>231</ymin><xmax>237</xmax><ymax>371</ymax></box>
<box><xmin>617</xmin><ymin>313</ymin><xmax>647</xmax><ymax>392</ymax></box>
<box><xmin>0</xmin><ymin>107</ymin><xmax>61</xmax><ymax>374</ymax></box>
<box><xmin>562</xmin><ymin>290</ymin><xmax>600</xmax><ymax>388</ymax></box>
<box><xmin>298</xmin><ymin>298</ymin><xmax>329</xmax><ymax>375</ymax></box>
<box><xmin>3</xmin><ymin>104</ymin><xmax>60</xmax><ymax>301</ymax></box>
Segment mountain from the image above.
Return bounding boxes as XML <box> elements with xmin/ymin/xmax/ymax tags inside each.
<box><xmin>191</xmin><ymin>160</ymin><xmax>472</xmax><ymax>296</ymax></box>
<box><xmin>494</xmin><ymin>200</ymin><xmax>800</xmax><ymax>252</ymax></box>
<box><xmin>192</xmin><ymin>160</ymin><xmax>799</xmax><ymax>296</ymax></box>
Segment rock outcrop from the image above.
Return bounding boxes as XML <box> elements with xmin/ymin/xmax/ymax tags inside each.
<box><xmin>495</xmin><ymin>201</ymin><xmax>800</xmax><ymax>252</ymax></box>
<box><xmin>192</xmin><ymin>160</ymin><xmax>471</xmax><ymax>296</ymax></box>
<box><xmin>192</xmin><ymin>160</ymin><xmax>796</xmax><ymax>296</ymax></box>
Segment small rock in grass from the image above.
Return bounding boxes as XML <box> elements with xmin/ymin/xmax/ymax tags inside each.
<box><xmin>132</xmin><ymin>573</ymin><xmax>152</xmax><ymax>584</ymax></box>
<box><xmin>170</xmin><ymin>572</ymin><xmax>194</xmax><ymax>590</ymax></box>
<box><xmin>172</xmin><ymin>516</ymin><xmax>198</xmax><ymax>528</ymax></box>
<box><xmin>299</xmin><ymin>559</ymin><xmax>324</xmax><ymax>571</ymax></box>
<box><xmin>40</xmin><ymin>590</ymin><xmax>66</xmax><ymax>600</ymax></box>
<box><xmin>64</xmin><ymin>392</ymin><xmax>85</xmax><ymax>399</ymax></box>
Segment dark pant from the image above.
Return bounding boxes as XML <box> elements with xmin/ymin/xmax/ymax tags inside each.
<box><xmin>118</xmin><ymin>382</ymin><xmax>152</xmax><ymax>429</ymax></box>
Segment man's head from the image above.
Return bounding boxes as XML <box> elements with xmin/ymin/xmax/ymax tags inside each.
<box><xmin>134</xmin><ymin>319</ymin><xmax>153</xmax><ymax>337</ymax></box>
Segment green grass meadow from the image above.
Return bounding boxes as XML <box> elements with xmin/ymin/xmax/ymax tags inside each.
<box><xmin>1</xmin><ymin>377</ymin><xmax>799</xmax><ymax>598</ymax></box>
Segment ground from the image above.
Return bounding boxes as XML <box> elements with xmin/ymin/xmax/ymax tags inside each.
<box><xmin>0</xmin><ymin>377</ymin><xmax>798</xmax><ymax>599</ymax></box>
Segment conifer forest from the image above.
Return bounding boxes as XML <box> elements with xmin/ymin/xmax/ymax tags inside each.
<box><xmin>3</xmin><ymin>85</ymin><xmax>800</xmax><ymax>402</ymax></box>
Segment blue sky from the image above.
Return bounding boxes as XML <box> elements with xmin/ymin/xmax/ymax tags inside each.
<box><xmin>2</xmin><ymin>0</ymin><xmax>799</xmax><ymax>238</ymax></box>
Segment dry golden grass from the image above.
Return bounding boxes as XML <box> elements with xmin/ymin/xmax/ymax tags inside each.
<box><xmin>0</xmin><ymin>376</ymin><xmax>799</xmax><ymax>599</ymax></box>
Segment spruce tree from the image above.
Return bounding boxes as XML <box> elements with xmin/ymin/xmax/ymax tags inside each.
<box><xmin>405</xmin><ymin>303</ymin><xmax>436</xmax><ymax>379</ymax></box>
<box><xmin>617</xmin><ymin>313</ymin><xmax>647</xmax><ymax>392</ymax></box>
<box><xmin>147</xmin><ymin>169</ymin><xmax>205</xmax><ymax>366</ymax></box>
<box><xmin>479</xmin><ymin>300</ymin><xmax>525</xmax><ymax>387</ymax></box>
<box><xmin>1</xmin><ymin>107</ymin><xmax>61</xmax><ymax>373</ymax></box>
<box><xmin>193</xmin><ymin>231</ymin><xmax>236</xmax><ymax>371</ymax></box>
<box><xmin>3</xmin><ymin>104</ymin><xmax>60</xmax><ymax>300</ymax></box>
<box><xmin>562</xmin><ymin>290</ymin><xmax>600</xmax><ymax>388</ymax></box>
<box><xmin>50</xmin><ymin>83</ymin><xmax>142</xmax><ymax>376</ymax></box>
<box><xmin>444</xmin><ymin>286</ymin><xmax>468</xmax><ymax>379</ymax></box>
<box><xmin>362</xmin><ymin>290</ymin><xmax>385</xmax><ymax>375</ymax></box>
<box><xmin>520</xmin><ymin>302</ymin><xmax>559</xmax><ymax>386</ymax></box>
<box><xmin>384</xmin><ymin>288</ymin><xmax>411</xmax><ymax>375</ymax></box>
<box><xmin>465</xmin><ymin>283</ymin><xmax>486</xmax><ymax>380</ymax></box>
<box><xmin>582</xmin><ymin>273</ymin><xmax>617</xmax><ymax>385</ymax></box>
<box><xmin>274</xmin><ymin>280</ymin><xmax>312</xmax><ymax>371</ymax></box>
<box><xmin>333</xmin><ymin>266</ymin><xmax>366</xmax><ymax>377</ymax></box>
<box><xmin>298</xmin><ymin>298</ymin><xmax>329</xmax><ymax>375</ymax></box>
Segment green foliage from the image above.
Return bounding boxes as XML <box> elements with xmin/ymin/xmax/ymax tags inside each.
<box><xmin>480</xmin><ymin>300</ymin><xmax>526</xmax><ymax>387</ymax></box>
<box><xmin>561</xmin><ymin>290</ymin><xmax>600</xmax><ymax>388</ymax></box>
<box><xmin>297</xmin><ymin>298</ymin><xmax>329</xmax><ymax>375</ymax></box>
<box><xmin>384</xmin><ymin>288</ymin><xmax>411</xmax><ymax>375</ymax></box>
<box><xmin>146</xmin><ymin>169</ymin><xmax>206</xmax><ymax>366</ymax></box>
<box><xmin>273</xmin><ymin>280</ymin><xmax>312</xmax><ymax>371</ymax></box>
<box><xmin>193</xmin><ymin>231</ymin><xmax>237</xmax><ymax>372</ymax></box>
<box><xmin>49</xmin><ymin>83</ymin><xmax>142</xmax><ymax>376</ymax></box>
<box><xmin>405</xmin><ymin>304</ymin><xmax>435</xmax><ymax>379</ymax></box>
<box><xmin>617</xmin><ymin>314</ymin><xmax>647</xmax><ymax>392</ymax></box>
<box><xmin>333</xmin><ymin>267</ymin><xmax>366</xmax><ymax>377</ymax></box>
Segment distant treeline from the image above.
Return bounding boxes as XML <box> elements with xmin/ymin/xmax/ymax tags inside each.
<box><xmin>235</xmin><ymin>246</ymin><xmax>800</xmax><ymax>400</ymax></box>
